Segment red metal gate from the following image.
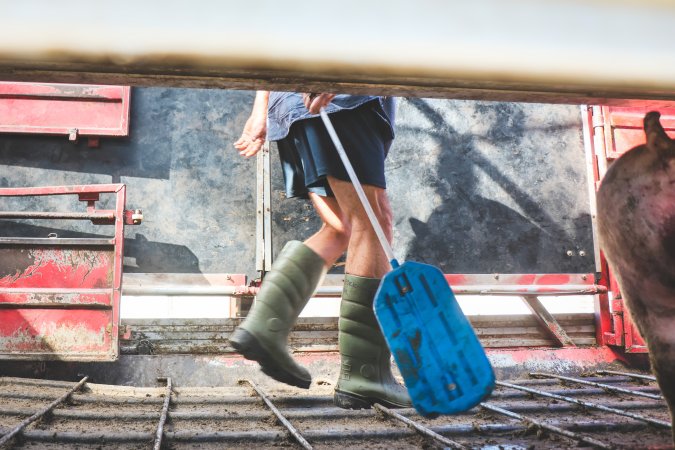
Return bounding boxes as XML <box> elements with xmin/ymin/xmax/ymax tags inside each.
<box><xmin>0</xmin><ymin>184</ymin><xmax>141</xmax><ymax>361</ymax></box>
<box><xmin>585</xmin><ymin>104</ymin><xmax>675</xmax><ymax>353</ymax></box>
<box><xmin>0</xmin><ymin>82</ymin><xmax>130</xmax><ymax>146</ymax></box>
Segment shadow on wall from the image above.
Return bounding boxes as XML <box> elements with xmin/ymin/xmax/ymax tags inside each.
<box><xmin>0</xmin><ymin>223</ymin><xmax>200</xmax><ymax>273</ymax></box>
<box><xmin>397</xmin><ymin>99</ymin><xmax>593</xmax><ymax>274</ymax></box>
<box><xmin>0</xmin><ymin>87</ymin><xmax>259</xmax><ymax>275</ymax></box>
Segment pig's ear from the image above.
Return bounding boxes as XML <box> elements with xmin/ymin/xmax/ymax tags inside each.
<box><xmin>644</xmin><ymin>111</ymin><xmax>671</xmax><ymax>152</ymax></box>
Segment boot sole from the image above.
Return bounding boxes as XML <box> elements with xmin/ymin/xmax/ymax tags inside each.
<box><xmin>334</xmin><ymin>390</ymin><xmax>412</xmax><ymax>410</ymax></box>
<box><xmin>229</xmin><ymin>328</ymin><xmax>311</xmax><ymax>389</ymax></box>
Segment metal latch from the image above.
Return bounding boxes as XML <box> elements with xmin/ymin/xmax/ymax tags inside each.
<box><xmin>124</xmin><ymin>209</ymin><xmax>143</xmax><ymax>225</ymax></box>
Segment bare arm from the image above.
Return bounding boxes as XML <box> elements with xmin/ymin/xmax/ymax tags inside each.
<box><xmin>234</xmin><ymin>90</ymin><xmax>270</xmax><ymax>158</ymax></box>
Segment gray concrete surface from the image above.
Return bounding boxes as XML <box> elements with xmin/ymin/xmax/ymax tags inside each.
<box><xmin>1</xmin><ymin>88</ymin><xmax>593</xmax><ymax>276</ymax></box>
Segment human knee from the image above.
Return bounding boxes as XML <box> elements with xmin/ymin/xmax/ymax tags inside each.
<box><xmin>322</xmin><ymin>221</ymin><xmax>351</xmax><ymax>249</ymax></box>
<box><xmin>351</xmin><ymin>194</ymin><xmax>393</xmax><ymax>239</ymax></box>
<box><xmin>378</xmin><ymin>194</ymin><xmax>393</xmax><ymax>237</ymax></box>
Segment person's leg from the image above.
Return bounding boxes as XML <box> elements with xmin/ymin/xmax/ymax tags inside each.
<box><xmin>230</xmin><ymin>192</ymin><xmax>350</xmax><ymax>389</ymax></box>
<box><xmin>327</xmin><ymin>176</ymin><xmax>411</xmax><ymax>408</ymax></box>
<box><xmin>327</xmin><ymin>178</ymin><xmax>392</xmax><ymax>277</ymax></box>
<box><xmin>304</xmin><ymin>193</ymin><xmax>351</xmax><ymax>265</ymax></box>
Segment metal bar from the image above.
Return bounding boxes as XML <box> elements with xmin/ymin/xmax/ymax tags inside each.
<box><xmin>497</xmin><ymin>381</ymin><xmax>672</xmax><ymax>429</ymax></box>
<box><xmin>5</xmin><ymin>430</ymin><xmax>156</xmax><ymax>444</ymax></box>
<box><xmin>0</xmin><ymin>375</ymin><xmax>88</xmax><ymax>448</ymax></box>
<box><xmin>0</xmin><ymin>184</ymin><xmax>124</xmax><ymax>196</ymax></box>
<box><xmin>0</xmin><ymin>211</ymin><xmax>115</xmax><ymax>220</ymax></box>
<box><xmin>0</xmin><ymin>83</ymin><xmax>123</xmax><ymax>100</ymax></box>
<box><xmin>262</xmin><ymin>141</ymin><xmax>272</xmax><ymax>271</ymax></box>
<box><xmin>122</xmin><ymin>285</ymin><xmax>259</xmax><ymax>296</ymax></box>
<box><xmin>0</xmin><ymin>391</ymin><xmax>332</xmax><ymax>405</ymax></box>
<box><xmin>589</xmin><ymin>105</ymin><xmax>617</xmax><ymax>347</ymax></box>
<box><xmin>456</xmin><ymin>285</ymin><xmax>608</xmax><ymax>295</ymax></box>
<box><xmin>2</xmin><ymin>385</ymin><xmax>661</xmax><ymax>405</ymax></box>
<box><xmin>480</xmin><ymin>402</ymin><xmax>612</xmax><ymax>449</ymax></box>
<box><xmin>120</xmin><ymin>283</ymin><xmax>606</xmax><ymax>297</ymax></box>
<box><xmin>597</xmin><ymin>370</ymin><xmax>657</xmax><ymax>382</ymax></box>
<box><xmin>255</xmin><ymin>143</ymin><xmax>265</xmax><ymax>273</ymax></box>
<box><xmin>0</xmin><ymin>238</ymin><xmax>114</xmax><ymax>246</ymax></box>
<box><xmin>581</xmin><ymin>104</ymin><xmax>604</xmax><ymax>275</ymax></box>
<box><xmin>0</xmin><ymin>400</ymin><xmax>665</xmax><ymax>422</ymax></box>
<box><xmin>243</xmin><ymin>379</ymin><xmax>313</xmax><ymax>450</ymax></box>
<box><xmin>153</xmin><ymin>377</ymin><xmax>172</xmax><ymax>450</ymax></box>
<box><xmin>111</xmin><ymin>185</ymin><xmax>125</xmax><ymax>360</ymax></box>
<box><xmin>0</xmin><ymin>420</ymin><xmax>654</xmax><ymax>444</ymax></box>
<box><xmin>0</xmin><ymin>288</ymin><xmax>112</xmax><ymax>294</ymax></box>
<box><xmin>530</xmin><ymin>372</ymin><xmax>664</xmax><ymax>400</ymax></box>
<box><xmin>484</xmin><ymin>403</ymin><xmax>602</xmax><ymax>445</ymax></box>
<box><xmin>373</xmin><ymin>403</ymin><xmax>466</xmax><ymax>449</ymax></box>
<box><xmin>521</xmin><ymin>295</ymin><xmax>576</xmax><ymax>347</ymax></box>
<box><xmin>0</xmin><ymin>302</ymin><xmax>111</xmax><ymax>310</ymax></box>
<box><xmin>492</xmin><ymin>387</ymin><xmax>661</xmax><ymax>400</ymax></box>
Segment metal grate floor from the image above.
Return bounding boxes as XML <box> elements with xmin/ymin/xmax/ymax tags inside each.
<box><xmin>0</xmin><ymin>371</ymin><xmax>672</xmax><ymax>449</ymax></box>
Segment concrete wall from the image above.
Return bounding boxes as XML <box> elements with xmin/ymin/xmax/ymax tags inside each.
<box><xmin>273</xmin><ymin>98</ymin><xmax>594</xmax><ymax>274</ymax></box>
<box><xmin>0</xmin><ymin>87</ymin><xmax>594</xmax><ymax>277</ymax></box>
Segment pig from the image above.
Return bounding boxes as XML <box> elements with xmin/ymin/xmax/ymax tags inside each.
<box><xmin>597</xmin><ymin>111</ymin><xmax>675</xmax><ymax>443</ymax></box>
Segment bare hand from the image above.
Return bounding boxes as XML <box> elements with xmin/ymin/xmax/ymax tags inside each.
<box><xmin>303</xmin><ymin>93</ymin><xmax>336</xmax><ymax>114</ymax></box>
<box><xmin>234</xmin><ymin>111</ymin><xmax>267</xmax><ymax>158</ymax></box>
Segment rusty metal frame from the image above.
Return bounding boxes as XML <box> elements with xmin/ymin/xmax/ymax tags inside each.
<box><xmin>580</xmin><ymin>106</ymin><xmax>653</xmax><ymax>353</ymax></box>
<box><xmin>529</xmin><ymin>372</ymin><xmax>663</xmax><ymax>400</ymax></box>
<box><xmin>521</xmin><ymin>295</ymin><xmax>576</xmax><ymax>347</ymax></box>
<box><xmin>596</xmin><ymin>370</ymin><xmax>656</xmax><ymax>382</ymax></box>
<box><xmin>0</xmin><ymin>375</ymin><xmax>89</xmax><ymax>448</ymax></box>
<box><xmin>480</xmin><ymin>402</ymin><xmax>612</xmax><ymax>449</ymax></box>
<box><xmin>0</xmin><ymin>184</ymin><xmax>133</xmax><ymax>361</ymax></box>
<box><xmin>0</xmin><ymin>373</ymin><xmax>669</xmax><ymax>448</ymax></box>
<box><xmin>119</xmin><ymin>272</ymin><xmax>603</xmax><ymax>349</ymax></box>
<box><xmin>243</xmin><ymin>379</ymin><xmax>312</xmax><ymax>450</ymax></box>
<box><xmin>255</xmin><ymin>142</ymin><xmax>272</xmax><ymax>274</ymax></box>
<box><xmin>497</xmin><ymin>381</ymin><xmax>672</xmax><ymax>429</ymax></box>
<box><xmin>153</xmin><ymin>377</ymin><xmax>172</xmax><ymax>450</ymax></box>
<box><xmin>373</xmin><ymin>403</ymin><xmax>466</xmax><ymax>449</ymax></box>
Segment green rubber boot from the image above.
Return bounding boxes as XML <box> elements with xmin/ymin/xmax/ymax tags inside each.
<box><xmin>334</xmin><ymin>274</ymin><xmax>412</xmax><ymax>409</ymax></box>
<box><xmin>229</xmin><ymin>241</ymin><xmax>326</xmax><ymax>389</ymax></box>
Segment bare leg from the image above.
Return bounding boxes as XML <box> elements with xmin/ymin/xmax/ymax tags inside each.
<box><xmin>304</xmin><ymin>192</ymin><xmax>351</xmax><ymax>267</ymax></box>
<box><xmin>326</xmin><ymin>175</ymin><xmax>411</xmax><ymax>409</ymax></box>
<box><xmin>229</xmin><ymin>193</ymin><xmax>350</xmax><ymax>389</ymax></box>
<box><xmin>326</xmin><ymin>176</ymin><xmax>392</xmax><ymax>277</ymax></box>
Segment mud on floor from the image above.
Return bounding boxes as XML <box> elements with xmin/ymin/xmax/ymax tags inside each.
<box><xmin>0</xmin><ymin>371</ymin><xmax>672</xmax><ymax>449</ymax></box>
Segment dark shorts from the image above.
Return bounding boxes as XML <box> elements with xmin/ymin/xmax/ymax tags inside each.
<box><xmin>276</xmin><ymin>100</ymin><xmax>393</xmax><ymax>198</ymax></box>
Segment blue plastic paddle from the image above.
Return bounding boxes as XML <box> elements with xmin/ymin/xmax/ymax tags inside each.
<box><xmin>320</xmin><ymin>108</ymin><xmax>495</xmax><ymax>417</ymax></box>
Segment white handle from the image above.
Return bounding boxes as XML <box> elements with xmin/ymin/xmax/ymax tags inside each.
<box><xmin>319</xmin><ymin>108</ymin><xmax>398</xmax><ymax>267</ymax></box>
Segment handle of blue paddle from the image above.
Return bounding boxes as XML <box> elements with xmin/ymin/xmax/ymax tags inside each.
<box><xmin>319</xmin><ymin>108</ymin><xmax>397</xmax><ymax>265</ymax></box>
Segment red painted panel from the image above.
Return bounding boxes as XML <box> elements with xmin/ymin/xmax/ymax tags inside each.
<box><xmin>623</xmin><ymin>307</ymin><xmax>648</xmax><ymax>353</ymax></box>
<box><xmin>444</xmin><ymin>273</ymin><xmax>593</xmax><ymax>286</ymax></box>
<box><xmin>0</xmin><ymin>184</ymin><xmax>128</xmax><ymax>361</ymax></box>
<box><xmin>593</xmin><ymin>105</ymin><xmax>675</xmax><ymax>353</ymax></box>
<box><xmin>0</xmin><ymin>82</ymin><xmax>130</xmax><ymax>138</ymax></box>
<box><xmin>0</xmin><ymin>291</ymin><xmax>112</xmax><ymax>307</ymax></box>
<box><xmin>604</xmin><ymin>106</ymin><xmax>675</xmax><ymax>159</ymax></box>
<box><xmin>0</xmin><ymin>309</ymin><xmax>112</xmax><ymax>356</ymax></box>
<box><xmin>0</xmin><ymin>247</ymin><xmax>113</xmax><ymax>289</ymax></box>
